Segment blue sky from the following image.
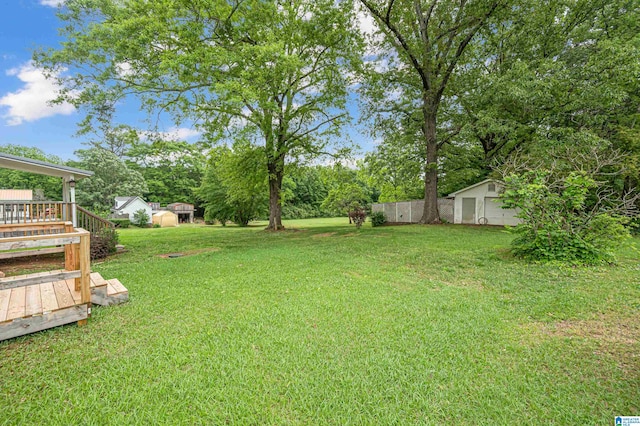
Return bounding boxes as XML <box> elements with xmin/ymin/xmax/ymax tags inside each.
<box><xmin>0</xmin><ymin>1</ymin><xmax>373</xmax><ymax>162</ymax></box>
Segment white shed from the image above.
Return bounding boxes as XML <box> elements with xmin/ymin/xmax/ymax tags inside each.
<box><xmin>113</xmin><ymin>196</ymin><xmax>153</xmax><ymax>224</ymax></box>
<box><xmin>449</xmin><ymin>179</ymin><xmax>520</xmax><ymax>226</ymax></box>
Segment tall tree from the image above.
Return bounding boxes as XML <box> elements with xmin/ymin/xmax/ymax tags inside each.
<box><xmin>359</xmin><ymin>0</ymin><xmax>507</xmax><ymax>223</ymax></box>
<box><xmin>70</xmin><ymin>148</ymin><xmax>148</xmax><ymax>214</ymax></box>
<box><xmin>36</xmin><ymin>0</ymin><xmax>362</xmax><ymax>230</ymax></box>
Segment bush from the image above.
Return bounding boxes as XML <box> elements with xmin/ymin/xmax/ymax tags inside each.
<box><xmin>132</xmin><ymin>209</ymin><xmax>150</xmax><ymax>227</ymax></box>
<box><xmin>501</xmin><ymin>170</ymin><xmax>630</xmax><ymax>264</ymax></box>
<box><xmin>370</xmin><ymin>211</ymin><xmax>386</xmax><ymax>227</ymax></box>
<box><xmin>282</xmin><ymin>204</ymin><xmax>323</xmax><ymax>219</ymax></box>
<box><xmin>110</xmin><ymin>218</ymin><xmax>130</xmax><ymax>228</ymax></box>
<box><xmin>348</xmin><ymin>208</ymin><xmax>367</xmax><ymax>229</ymax></box>
<box><xmin>90</xmin><ymin>227</ymin><xmax>119</xmax><ymax>260</ymax></box>
<box><xmin>153</xmin><ymin>223</ymin><xmax>161</xmax><ymax>228</ymax></box>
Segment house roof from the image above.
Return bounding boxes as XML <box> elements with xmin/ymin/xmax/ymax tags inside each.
<box><xmin>448</xmin><ymin>178</ymin><xmax>503</xmax><ymax>197</ymax></box>
<box><xmin>0</xmin><ymin>152</ymin><xmax>93</xmax><ymax>179</ymax></box>
<box><xmin>0</xmin><ymin>189</ymin><xmax>33</xmax><ymax>201</ymax></box>
<box><xmin>116</xmin><ymin>196</ymin><xmax>148</xmax><ymax>211</ymax></box>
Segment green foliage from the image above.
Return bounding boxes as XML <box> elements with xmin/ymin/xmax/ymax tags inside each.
<box><xmin>127</xmin><ymin>140</ymin><xmax>205</xmax><ymax>206</ymax></box>
<box><xmin>370</xmin><ymin>211</ymin><xmax>386</xmax><ymax>227</ymax></box>
<box><xmin>153</xmin><ymin>223</ymin><xmax>161</xmax><ymax>229</ymax></box>
<box><xmin>36</xmin><ymin>0</ymin><xmax>363</xmax><ymax>229</ymax></box>
<box><xmin>0</xmin><ymin>145</ymin><xmax>64</xmax><ymax>200</ymax></box>
<box><xmin>321</xmin><ymin>183</ymin><xmax>371</xmax><ymax>217</ymax></box>
<box><xmin>197</xmin><ymin>145</ymin><xmax>268</xmax><ymax>227</ymax></box>
<box><xmin>318</xmin><ymin>164</ymin><xmax>374</xmax><ymax>216</ymax></box>
<box><xmin>501</xmin><ymin>170</ymin><xmax>630</xmax><ymax>264</ymax></box>
<box><xmin>281</xmin><ymin>167</ymin><xmax>329</xmax><ymax>219</ymax></box>
<box><xmin>110</xmin><ymin>219</ymin><xmax>130</xmax><ymax>229</ymax></box>
<box><xmin>89</xmin><ymin>227</ymin><xmax>119</xmax><ymax>260</ymax></box>
<box><xmin>132</xmin><ymin>209</ymin><xmax>150</xmax><ymax>227</ymax></box>
<box><xmin>70</xmin><ymin>148</ymin><xmax>148</xmax><ymax>212</ymax></box>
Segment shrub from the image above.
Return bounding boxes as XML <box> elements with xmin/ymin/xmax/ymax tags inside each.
<box><xmin>132</xmin><ymin>209</ymin><xmax>150</xmax><ymax>227</ymax></box>
<box><xmin>90</xmin><ymin>227</ymin><xmax>119</xmax><ymax>260</ymax></box>
<box><xmin>153</xmin><ymin>223</ymin><xmax>161</xmax><ymax>228</ymax></box>
<box><xmin>348</xmin><ymin>208</ymin><xmax>367</xmax><ymax>229</ymax></box>
<box><xmin>501</xmin><ymin>170</ymin><xmax>630</xmax><ymax>264</ymax></box>
<box><xmin>370</xmin><ymin>211</ymin><xmax>386</xmax><ymax>227</ymax></box>
<box><xmin>110</xmin><ymin>218</ymin><xmax>130</xmax><ymax>229</ymax></box>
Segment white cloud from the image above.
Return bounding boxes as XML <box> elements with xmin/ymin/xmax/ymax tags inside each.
<box><xmin>356</xmin><ymin>7</ymin><xmax>378</xmax><ymax>36</ymax></box>
<box><xmin>39</xmin><ymin>0</ymin><xmax>65</xmax><ymax>7</ymax></box>
<box><xmin>140</xmin><ymin>126</ymin><xmax>202</xmax><ymax>141</ymax></box>
<box><xmin>0</xmin><ymin>62</ymin><xmax>75</xmax><ymax>126</ymax></box>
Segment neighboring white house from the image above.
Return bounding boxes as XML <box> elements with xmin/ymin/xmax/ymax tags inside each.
<box><xmin>449</xmin><ymin>179</ymin><xmax>520</xmax><ymax>226</ymax></box>
<box><xmin>113</xmin><ymin>196</ymin><xmax>153</xmax><ymax>224</ymax></box>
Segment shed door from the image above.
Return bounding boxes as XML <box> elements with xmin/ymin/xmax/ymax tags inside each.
<box><xmin>484</xmin><ymin>197</ymin><xmax>518</xmax><ymax>226</ymax></box>
<box><xmin>461</xmin><ymin>198</ymin><xmax>476</xmax><ymax>224</ymax></box>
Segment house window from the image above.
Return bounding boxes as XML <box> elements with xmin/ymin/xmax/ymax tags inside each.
<box><xmin>488</xmin><ymin>183</ymin><xmax>496</xmax><ymax>192</ymax></box>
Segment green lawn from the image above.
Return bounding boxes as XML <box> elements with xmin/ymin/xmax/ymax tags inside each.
<box><xmin>1</xmin><ymin>218</ymin><xmax>638</xmax><ymax>424</ymax></box>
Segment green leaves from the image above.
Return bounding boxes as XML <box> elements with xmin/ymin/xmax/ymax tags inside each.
<box><xmin>37</xmin><ymin>0</ymin><xmax>363</xmax><ymax>228</ymax></box>
<box><xmin>197</xmin><ymin>144</ymin><xmax>268</xmax><ymax>226</ymax></box>
<box><xmin>501</xmin><ymin>167</ymin><xmax>631</xmax><ymax>264</ymax></box>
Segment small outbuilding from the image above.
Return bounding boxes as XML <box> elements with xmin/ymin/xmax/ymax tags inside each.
<box><xmin>113</xmin><ymin>196</ymin><xmax>153</xmax><ymax>224</ymax></box>
<box><xmin>152</xmin><ymin>210</ymin><xmax>178</xmax><ymax>227</ymax></box>
<box><xmin>166</xmin><ymin>203</ymin><xmax>195</xmax><ymax>223</ymax></box>
<box><xmin>449</xmin><ymin>179</ymin><xmax>520</xmax><ymax>226</ymax></box>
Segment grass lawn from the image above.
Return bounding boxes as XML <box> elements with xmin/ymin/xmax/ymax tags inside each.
<box><xmin>1</xmin><ymin>218</ymin><xmax>638</xmax><ymax>424</ymax></box>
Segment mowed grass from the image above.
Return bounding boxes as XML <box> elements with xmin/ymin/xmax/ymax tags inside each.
<box><xmin>1</xmin><ymin>218</ymin><xmax>638</xmax><ymax>424</ymax></box>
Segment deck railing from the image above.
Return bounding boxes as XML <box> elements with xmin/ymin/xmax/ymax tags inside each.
<box><xmin>0</xmin><ymin>202</ymin><xmax>114</xmax><ymax>235</ymax></box>
<box><xmin>0</xmin><ymin>201</ymin><xmax>73</xmax><ymax>224</ymax></box>
<box><xmin>77</xmin><ymin>206</ymin><xmax>115</xmax><ymax>233</ymax></box>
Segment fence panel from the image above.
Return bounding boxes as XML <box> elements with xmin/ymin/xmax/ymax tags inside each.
<box><xmin>373</xmin><ymin>199</ymin><xmax>453</xmax><ymax>223</ymax></box>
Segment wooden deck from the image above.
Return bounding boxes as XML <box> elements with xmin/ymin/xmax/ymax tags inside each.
<box><xmin>0</xmin><ymin>222</ymin><xmax>129</xmax><ymax>341</ymax></box>
<box><xmin>0</xmin><ymin>272</ymin><xmax>129</xmax><ymax>341</ymax></box>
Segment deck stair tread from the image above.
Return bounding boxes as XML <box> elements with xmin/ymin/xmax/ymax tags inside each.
<box><xmin>90</xmin><ymin>272</ymin><xmax>108</xmax><ymax>288</ymax></box>
<box><xmin>0</xmin><ymin>272</ymin><xmax>128</xmax><ymax>326</ymax></box>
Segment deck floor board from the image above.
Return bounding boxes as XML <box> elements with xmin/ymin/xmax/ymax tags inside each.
<box><xmin>40</xmin><ymin>282</ymin><xmax>58</xmax><ymax>313</ymax></box>
<box><xmin>53</xmin><ymin>280</ymin><xmax>74</xmax><ymax>309</ymax></box>
<box><xmin>24</xmin><ymin>284</ymin><xmax>42</xmax><ymax>317</ymax></box>
<box><xmin>6</xmin><ymin>287</ymin><xmax>26</xmax><ymax>321</ymax></box>
<box><xmin>64</xmin><ymin>279</ymin><xmax>82</xmax><ymax>304</ymax></box>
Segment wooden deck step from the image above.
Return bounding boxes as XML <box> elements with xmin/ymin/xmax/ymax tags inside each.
<box><xmin>107</xmin><ymin>279</ymin><xmax>127</xmax><ymax>295</ymax></box>
<box><xmin>0</xmin><ymin>272</ymin><xmax>128</xmax><ymax>341</ymax></box>
<box><xmin>89</xmin><ymin>273</ymin><xmax>129</xmax><ymax>306</ymax></box>
<box><xmin>90</xmin><ymin>272</ymin><xmax>108</xmax><ymax>289</ymax></box>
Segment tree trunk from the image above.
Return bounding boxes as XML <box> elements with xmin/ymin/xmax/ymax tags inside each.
<box><xmin>266</xmin><ymin>159</ymin><xmax>285</xmax><ymax>231</ymax></box>
<box><xmin>420</xmin><ymin>100</ymin><xmax>440</xmax><ymax>224</ymax></box>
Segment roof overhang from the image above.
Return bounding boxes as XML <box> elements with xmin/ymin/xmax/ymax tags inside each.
<box><xmin>448</xmin><ymin>178</ymin><xmax>503</xmax><ymax>197</ymax></box>
<box><xmin>0</xmin><ymin>152</ymin><xmax>93</xmax><ymax>180</ymax></box>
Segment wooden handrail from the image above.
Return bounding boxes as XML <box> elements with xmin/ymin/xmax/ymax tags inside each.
<box><xmin>0</xmin><ymin>201</ymin><xmax>73</xmax><ymax>224</ymax></box>
<box><xmin>76</xmin><ymin>206</ymin><xmax>114</xmax><ymax>234</ymax></box>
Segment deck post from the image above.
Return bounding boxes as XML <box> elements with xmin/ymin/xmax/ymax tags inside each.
<box><xmin>78</xmin><ymin>230</ymin><xmax>91</xmax><ymax>326</ymax></box>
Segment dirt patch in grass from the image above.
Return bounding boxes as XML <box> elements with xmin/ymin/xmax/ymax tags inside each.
<box><xmin>0</xmin><ymin>254</ymin><xmax>64</xmax><ymax>277</ymax></box>
<box><xmin>312</xmin><ymin>232</ymin><xmax>336</xmax><ymax>238</ymax></box>
<box><xmin>530</xmin><ymin>313</ymin><xmax>640</xmax><ymax>374</ymax></box>
<box><xmin>157</xmin><ymin>247</ymin><xmax>220</xmax><ymax>258</ymax></box>
<box><xmin>443</xmin><ymin>278</ymin><xmax>486</xmax><ymax>291</ymax></box>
